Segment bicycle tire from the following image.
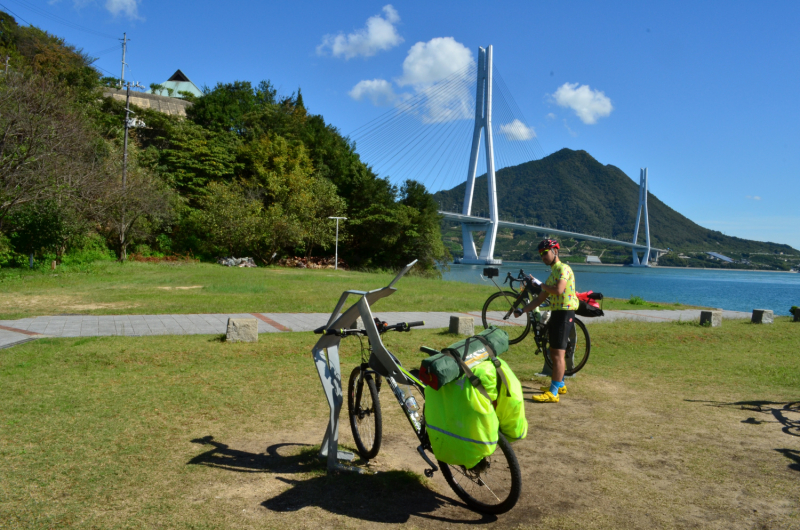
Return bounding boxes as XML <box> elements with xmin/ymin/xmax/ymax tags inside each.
<box><xmin>543</xmin><ymin>317</ymin><xmax>591</xmax><ymax>376</ymax></box>
<box><xmin>438</xmin><ymin>432</ymin><xmax>522</xmax><ymax>514</ymax></box>
<box><xmin>481</xmin><ymin>291</ymin><xmax>531</xmax><ymax>344</ymax></box>
<box><xmin>347</xmin><ymin>367</ymin><xmax>382</xmax><ymax>460</ymax></box>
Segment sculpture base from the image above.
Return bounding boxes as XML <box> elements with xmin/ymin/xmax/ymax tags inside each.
<box><xmin>458</xmin><ymin>257</ymin><xmax>502</xmax><ymax>265</ymax></box>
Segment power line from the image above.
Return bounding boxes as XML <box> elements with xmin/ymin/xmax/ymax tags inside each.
<box><xmin>2</xmin><ymin>0</ymin><xmax>118</xmax><ymax>39</ymax></box>
<box><xmin>0</xmin><ymin>2</ymin><xmax>32</xmax><ymax>26</ymax></box>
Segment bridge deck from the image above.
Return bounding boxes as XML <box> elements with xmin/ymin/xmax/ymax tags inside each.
<box><xmin>440</xmin><ymin>212</ymin><xmax>664</xmax><ymax>252</ymax></box>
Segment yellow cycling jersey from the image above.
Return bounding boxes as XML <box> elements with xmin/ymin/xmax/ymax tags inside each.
<box><xmin>545</xmin><ymin>261</ymin><xmax>579</xmax><ymax>310</ymax></box>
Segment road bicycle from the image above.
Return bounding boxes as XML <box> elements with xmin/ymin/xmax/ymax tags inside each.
<box><xmin>315</xmin><ymin>318</ymin><xmax>522</xmax><ymax>514</ymax></box>
<box><xmin>481</xmin><ymin>268</ymin><xmax>591</xmax><ymax>376</ymax></box>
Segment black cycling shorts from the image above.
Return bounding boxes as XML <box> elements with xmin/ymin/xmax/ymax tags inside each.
<box><xmin>548</xmin><ymin>310</ymin><xmax>575</xmax><ymax>350</ymax></box>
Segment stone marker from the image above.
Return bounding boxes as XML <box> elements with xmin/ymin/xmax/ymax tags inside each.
<box><xmin>226</xmin><ymin>318</ymin><xmax>258</xmax><ymax>342</ymax></box>
<box><xmin>699</xmin><ymin>310</ymin><xmax>722</xmax><ymax>327</ymax></box>
<box><xmin>751</xmin><ymin>309</ymin><xmax>774</xmax><ymax>324</ymax></box>
<box><xmin>449</xmin><ymin>315</ymin><xmax>474</xmax><ymax>336</ymax></box>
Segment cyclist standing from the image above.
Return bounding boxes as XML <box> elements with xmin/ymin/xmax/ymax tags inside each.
<box><xmin>513</xmin><ymin>238</ymin><xmax>579</xmax><ymax>403</ymax></box>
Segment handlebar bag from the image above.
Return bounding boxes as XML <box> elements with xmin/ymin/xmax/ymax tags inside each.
<box><xmin>419</xmin><ymin>327</ymin><xmax>509</xmax><ymax>390</ymax></box>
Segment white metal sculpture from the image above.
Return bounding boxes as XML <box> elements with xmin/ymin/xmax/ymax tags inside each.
<box><xmin>631</xmin><ymin>168</ymin><xmax>652</xmax><ymax>266</ymax></box>
<box><xmin>461</xmin><ymin>45</ymin><xmax>501</xmax><ymax>265</ymax></box>
<box><xmin>311</xmin><ymin>260</ymin><xmax>417</xmax><ymax>472</ymax></box>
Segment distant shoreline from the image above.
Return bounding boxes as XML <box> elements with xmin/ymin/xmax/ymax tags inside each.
<box><xmin>501</xmin><ymin>261</ymin><xmax>799</xmax><ymax>274</ymax></box>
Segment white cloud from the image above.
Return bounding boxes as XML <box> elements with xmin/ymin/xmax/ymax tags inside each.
<box><xmin>551</xmin><ymin>82</ymin><xmax>613</xmax><ymax>124</ymax></box>
<box><xmin>317</xmin><ymin>5</ymin><xmax>403</xmax><ymax>59</ymax></box>
<box><xmin>104</xmin><ymin>0</ymin><xmax>141</xmax><ymax>19</ymax></box>
<box><xmin>349</xmin><ymin>79</ymin><xmax>397</xmax><ymax>106</ymax></box>
<box><xmin>396</xmin><ymin>37</ymin><xmax>475</xmax><ymax>123</ymax></box>
<box><xmin>350</xmin><ymin>37</ymin><xmax>476</xmax><ymax>123</ymax></box>
<box><xmin>499</xmin><ymin>119</ymin><xmax>535</xmax><ymax>141</ymax></box>
<box><xmin>745</xmin><ymin>195</ymin><xmax>762</xmax><ymax>200</ymax></box>
<box><xmin>546</xmin><ymin>112</ymin><xmax>556</xmax><ymax>120</ymax></box>
<box><xmin>398</xmin><ymin>37</ymin><xmax>473</xmax><ymax>86</ymax></box>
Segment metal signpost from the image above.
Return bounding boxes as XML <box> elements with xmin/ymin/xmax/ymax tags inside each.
<box><xmin>328</xmin><ymin>216</ymin><xmax>346</xmax><ymax>270</ymax></box>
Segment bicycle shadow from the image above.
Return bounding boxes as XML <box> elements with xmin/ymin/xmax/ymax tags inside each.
<box><xmin>188</xmin><ymin>436</ymin><xmax>316</xmax><ymax>473</ymax></box>
<box><xmin>262</xmin><ymin>471</ymin><xmax>497</xmax><ymax>524</ymax></box>
<box><xmin>774</xmin><ymin>449</ymin><xmax>800</xmax><ymax>473</ymax></box>
<box><xmin>686</xmin><ymin>400</ymin><xmax>800</xmax><ymax>438</ymax></box>
<box><xmin>188</xmin><ymin>436</ymin><xmax>498</xmax><ymax>524</ymax></box>
<box><xmin>686</xmin><ymin>400</ymin><xmax>800</xmax><ymax>473</ymax></box>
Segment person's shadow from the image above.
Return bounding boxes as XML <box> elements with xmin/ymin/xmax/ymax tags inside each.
<box><xmin>188</xmin><ymin>436</ymin><xmax>497</xmax><ymax>524</ymax></box>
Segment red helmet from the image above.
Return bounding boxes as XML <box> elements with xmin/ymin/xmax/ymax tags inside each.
<box><xmin>538</xmin><ymin>239</ymin><xmax>560</xmax><ymax>252</ymax></box>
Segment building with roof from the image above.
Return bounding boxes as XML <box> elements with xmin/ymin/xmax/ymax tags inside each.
<box><xmin>706</xmin><ymin>252</ymin><xmax>734</xmax><ymax>263</ymax></box>
<box><xmin>150</xmin><ymin>69</ymin><xmax>203</xmax><ymax>99</ymax></box>
<box><xmin>102</xmin><ymin>88</ymin><xmax>193</xmax><ymax>117</ymax></box>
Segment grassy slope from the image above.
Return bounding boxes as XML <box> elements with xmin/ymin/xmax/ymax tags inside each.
<box><xmin>0</xmin><ymin>262</ymin><xmax>496</xmax><ymax>319</ymax></box>
<box><xmin>0</xmin><ymin>262</ymin><xmax>703</xmax><ymax>320</ymax></box>
<box><xmin>1</xmin><ymin>319</ymin><xmax>798</xmax><ymax>528</ymax></box>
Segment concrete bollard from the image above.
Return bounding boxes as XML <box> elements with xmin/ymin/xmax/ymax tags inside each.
<box><xmin>751</xmin><ymin>309</ymin><xmax>774</xmax><ymax>324</ymax></box>
<box><xmin>226</xmin><ymin>318</ymin><xmax>259</xmax><ymax>342</ymax></box>
<box><xmin>449</xmin><ymin>316</ymin><xmax>474</xmax><ymax>336</ymax></box>
<box><xmin>700</xmin><ymin>310</ymin><xmax>722</xmax><ymax>327</ymax></box>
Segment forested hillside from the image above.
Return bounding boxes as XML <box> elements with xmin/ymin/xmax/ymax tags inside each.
<box><xmin>434</xmin><ymin>149</ymin><xmax>797</xmax><ymax>267</ymax></box>
<box><xmin>0</xmin><ymin>12</ymin><xmax>448</xmax><ymax>274</ymax></box>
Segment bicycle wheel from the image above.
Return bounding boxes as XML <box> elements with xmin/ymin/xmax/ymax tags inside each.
<box><xmin>481</xmin><ymin>291</ymin><xmax>531</xmax><ymax>344</ymax></box>
<box><xmin>544</xmin><ymin>317</ymin><xmax>591</xmax><ymax>376</ymax></box>
<box><xmin>438</xmin><ymin>432</ymin><xmax>522</xmax><ymax>514</ymax></box>
<box><xmin>347</xmin><ymin>367</ymin><xmax>382</xmax><ymax>460</ymax></box>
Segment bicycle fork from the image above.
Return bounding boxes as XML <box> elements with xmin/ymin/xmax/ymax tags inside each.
<box><xmin>385</xmin><ymin>376</ymin><xmax>439</xmax><ymax>478</ymax></box>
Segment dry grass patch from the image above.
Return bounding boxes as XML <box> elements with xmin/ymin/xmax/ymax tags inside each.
<box><xmin>1</xmin><ymin>320</ymin><xmax>798</xmax><ymax>528</ymax></box>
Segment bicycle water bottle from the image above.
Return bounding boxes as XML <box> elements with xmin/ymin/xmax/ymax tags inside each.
<box><xmin>399</xmin><ymin>385</ymin><xmax>423</xmax><ymax>431</ymax></box>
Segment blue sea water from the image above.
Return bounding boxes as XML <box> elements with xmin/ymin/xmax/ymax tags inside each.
<box><xmin>443</xmin><ymin>263</ymin><xmax>800</xmax><ymax>316</ymax></box>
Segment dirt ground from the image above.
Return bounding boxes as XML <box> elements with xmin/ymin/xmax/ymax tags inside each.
<box><xmin>183</xmin><ymin>376</ymin><xmax>800</xmax><ymax>529</ymax></box>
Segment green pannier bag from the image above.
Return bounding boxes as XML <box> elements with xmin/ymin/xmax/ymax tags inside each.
<box><xmin>472</xmin><ymin>358</ymin><xmax>528</xmax><ymax>442</ymax></box>
<box><xmin>424</xmin><ymin>329</ymin><xmax>527</xmax><ymax>467</ymax></box>
<box><xmin>424</xmin><ymin>370</ymin><xmax>499</xmax><ymax>468</ymax></box>
<box><xmin>419</xmin><ymin>326</ymin><xmax>509</xmax><ymax>390</ymax></box>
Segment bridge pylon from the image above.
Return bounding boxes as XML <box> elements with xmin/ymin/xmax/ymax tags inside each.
<box><xmin>631</xmin><ymin>168</ymin><xmax>652</xmax><ymax>266</ymax></box>
<box><xmin>459</xmin><ymin>45</ymin><xmax>501</xmax><ymax>265</ymax></box>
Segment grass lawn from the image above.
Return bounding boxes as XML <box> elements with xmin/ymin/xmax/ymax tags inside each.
<box><xmin>0</xmin><ymin>261</ymin><xmax>705</xmax><ymax>320</ymax></box>
<box><xmin>1</xmin><ymin>318</ymin><xmax>798</xmax><ymax>528</ymax></box>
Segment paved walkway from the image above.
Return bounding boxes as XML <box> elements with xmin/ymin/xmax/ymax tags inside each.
<box><xmin>0</xmin><ymin>309</ymin><xmax>752</xmax><ymax>350</ymax></box>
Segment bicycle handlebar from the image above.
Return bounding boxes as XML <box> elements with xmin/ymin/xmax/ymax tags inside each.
<box><xmin>312</xmin><ymin>320</ymin><xmax>425</xmax><ymax>336</ymax></box>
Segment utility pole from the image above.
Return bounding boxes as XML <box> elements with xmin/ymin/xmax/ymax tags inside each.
<box><xmin>120</xmin><ymin>80</ymin><xmax>144</xmax><ymax>261</ymax></box>
<box><xmin>119</xmin><ymin>32</ymin><xmax>128</xmax><ymax>87</ymax></box>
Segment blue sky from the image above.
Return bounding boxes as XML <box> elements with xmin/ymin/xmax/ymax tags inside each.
<box><xmin>5</xmin><ymin>0</ymin><xmax>800</xmax><ymax>249</ymax></box>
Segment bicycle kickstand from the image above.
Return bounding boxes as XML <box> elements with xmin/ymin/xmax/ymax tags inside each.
<box><xmin>417</xmin><ymin>445</ymin><xmax>439</xmax><ymax>478</ymax></box>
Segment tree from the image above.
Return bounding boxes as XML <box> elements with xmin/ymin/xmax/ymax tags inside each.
<box><xmin>195</xmin><ymin>180</ymin><xmax>301</xmax><ymax>263</ymax></box>
<box><xmin>187</xmin><ymin>80</ymin><xmax>276</xmax><ymax>135</ymax></box>
<box><xmin>298</xmin><ymin>177</ymin><xmax>347</xmax><ymax>258</ymax></box>
<box><xmin>0</xmin><ymin>73</ymin><xmax>101</xmax><ymax>231</ymax></box>
<box><xmin>95</xmin><ymin>142</ymin><xmax>175</xmax><ymax>261</ymax></box>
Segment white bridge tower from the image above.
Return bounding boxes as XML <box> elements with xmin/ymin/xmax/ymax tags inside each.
<box><xmin>631</xmin><ymin>168</ymin><xmax>652</xmax><ymax>266</ymax></box>
<box><xmin>460</xmin><ymin>45</ymin><xmax>501</xmax><ymax>265</ymax></box>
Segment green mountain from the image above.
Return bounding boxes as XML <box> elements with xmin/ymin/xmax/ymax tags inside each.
<box><xmin>433</xmin><ymin>148</ymin><xmax>798</xmax><ymax>266</ymax></box>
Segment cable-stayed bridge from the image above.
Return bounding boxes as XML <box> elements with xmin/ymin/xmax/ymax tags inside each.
<box><xmin>350</xmin><ymin>45</ymin><xmax>663</xmax><ymax>266</ymax></box>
